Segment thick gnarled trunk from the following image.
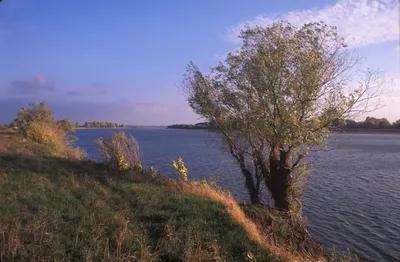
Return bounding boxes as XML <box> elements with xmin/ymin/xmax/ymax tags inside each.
<box><xmin>265</xmin><ymin>149</ymin><xmax>293</xmax><ymax>211</ymax></box>
<box><xmin>266</xmin><ymin>163</ymin><xmax>292</xmax><ymax>210</ymax></box>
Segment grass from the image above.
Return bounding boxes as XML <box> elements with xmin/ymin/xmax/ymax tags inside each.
<box><xmin>242</xmin><ymin>205</ymin><xmax>323</xmax><ymax>260</ymax></box>
<box><xmin>0</xmin><ymin>129</ymin><xmax>289</xmax><ymax>261</ymax></box>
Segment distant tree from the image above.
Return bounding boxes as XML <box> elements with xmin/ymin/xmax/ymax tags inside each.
<box><xmin>12</xmin><ymin>101</ymin><xmax>55</xmax><ymax>134</ymax></box>
<box><xmin>364</xmin><ymin>117</ymin><xmax>379</xmax><ymax>129</ymax></box>
<box><xmin>57</xmin><ymin>118</ymin><xmax>75</xmax><ymax>132</ymax></box>
<box><xmin>393</xmin><ymin>119</ymin><xmax>400</xmax><ymax>129</ymax></box>
<box><xmin>345</xmin><ymin>119</ymin><xmax>358</xmax><ymax>128</ymax></box>
<box><xmin>378</xmin><ymin>118</ymin><xmax>391</xmax><ymax>129</ymax></box>
<box><xmin>82</xmin><ymin>121</ymin><xmax>124</xmax><ymax>128</ymax></box>
<box><xmin>184</xmin><ymin>21</ymin><xmax>386</xmax><ymax>213</ymax></box>
<box><xmin>362</xmin><ymin>117</ymin><xmax>392</xmax><ymax>129</ymax></box>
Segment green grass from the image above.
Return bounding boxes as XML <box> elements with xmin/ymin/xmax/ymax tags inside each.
<box><xmin>0</xmin><ymin>130</ymin><xmax>283</xmax><ymax>261</ymax></box>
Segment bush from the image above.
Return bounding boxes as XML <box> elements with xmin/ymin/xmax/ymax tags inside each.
<box><xmin>12</xmin><ymin>101</ymin><xmax>55</xmax><ymax>135</ymax></box>
<box><xmin>11</xmin><ymin>102</ymin><xmax>86</xmax><ymax>160</ymax></box>
<box><xmin>26</xmin><ymin>121</ymin><xmax>85</xmax><ymax>160</ymax></box>
<box><xmin>95</xmin><ymin>132</ymin><xmax>141</xmax><ymax>171</ymax></box>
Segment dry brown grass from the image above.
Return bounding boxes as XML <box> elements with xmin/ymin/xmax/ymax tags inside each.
<box><xmin>164</xmin><ymin>180</ymin><xmax>325</xmax><ymax>262</ymax></box>
<box><xmin>0</xmin><ymin>128</ymin><xmax>46</xmax><ymax>156</ymax></box>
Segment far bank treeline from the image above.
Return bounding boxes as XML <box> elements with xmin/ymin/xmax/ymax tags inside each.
<box><xmin>168</xmin><ymin>117</ymin><xmax>400</xmax><ymax>131</ymax></box>
<box><xmin>334</xmin><ymin>117</ymin><xmax>400</xmax><ymax>131</ymax></box>
<box><xmin>167</xmin><ymin>122</ymin><xmax>210</xmax><ymax>130</ymax></box>
<box><xmin>78</xmin><ymin>121</ymin><xmax>127</xmax><ymax>128</ymax></box>
<box><xmin>38</xmin><ymin>120</ymin><xmax>126</xmax><ymax>130</ymax></box>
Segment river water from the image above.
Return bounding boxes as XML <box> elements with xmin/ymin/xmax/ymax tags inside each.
<box><xmin>73</xmin><ymin>128</ymin><xmax>400</xmax><ymax>261</ymax></box>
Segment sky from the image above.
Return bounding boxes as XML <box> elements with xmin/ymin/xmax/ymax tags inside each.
<box><xmin>0</xmin><ymin>0</ymin><xmax>399</xmax><ymax>125</ymax></box>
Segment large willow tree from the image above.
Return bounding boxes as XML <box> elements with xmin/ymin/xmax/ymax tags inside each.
<box><xmin>184</xmin><ymin>22</ymin><xmax>385</xmax><ymax>213</ymax></box>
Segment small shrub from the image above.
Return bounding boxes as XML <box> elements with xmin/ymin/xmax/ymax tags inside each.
<box><xmin>26</xmin><ymin>122</ymin><xmax>64</xmax><ymax>149</ymax></box>
<box><xmin>25</xmin><ymin>121</ymin><xmax>85</xmax><ymax>160</ymax></box>
<box><xmin>149</xmin><ymin>166</ymin><xmax>159</xmax><ymax>178</ymax></box>
<box><xmin>172</xmin><ymin>156</ymin><xmax>188</xmax><ymax>182</ymax></box>
<box><xmin>95</xmin><ymin>132</ymin><xmax>141</xmax><ymax>171</ymax></box>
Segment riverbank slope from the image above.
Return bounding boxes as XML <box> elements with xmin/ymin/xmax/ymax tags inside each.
<box><xmin>0</xmin><ymin>128</ymin><xmax>296</xmax><ymax>261</ymax></box>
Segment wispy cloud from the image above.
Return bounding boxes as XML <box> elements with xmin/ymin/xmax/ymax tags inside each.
<box><xmin>226</xmin><ymin>0</ymin><xmax>399</xmax><ymax>47</ymax></box>
<box><xmin>9</xmin><ymin>75</ymin><xmax>55</xmax><ymax>94</ymax></box>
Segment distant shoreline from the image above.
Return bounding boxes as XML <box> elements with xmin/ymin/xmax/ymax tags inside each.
<box><xmin>75</xmin><ymin>127</ymin><xmax>129</xmax><ymax>130</ymax></box>
<box><xmin>332</xmin><ymin>128</ymin><xmax>400</xmax><ymax>134</ymax></box>
<box><xmin>75</xmin><ymin>126</ymin><xmax>167</xmax><ymax>130</ymax></box>
<box><xmin>73</xmin><ymin>126</ymin><xmax>400</xmax><ymax>134</ymax></box>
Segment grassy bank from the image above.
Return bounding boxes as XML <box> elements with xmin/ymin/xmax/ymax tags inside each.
<box><xmin>0</xmin><ymin>126</ymin><xmax>362</xmax><ymax>262</ymax></box>
<box><xmin>0</xmin><ymin>128</ymin><xmax>290</xmax><ymax>261</ymax></box>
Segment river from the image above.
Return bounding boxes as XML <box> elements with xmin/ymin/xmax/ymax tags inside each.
<box><xmin>73</xmin><ymin>128</ymin><xmax>400</xmax><ymax>261</ymax></box>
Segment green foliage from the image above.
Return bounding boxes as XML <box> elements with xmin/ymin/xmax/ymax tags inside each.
<box><xmin>183</xmin><ymin>21</ymin><xmax>385</xmax><ymax>211</ymax></box>
<box><xmin>12</xmin><ymin>101</ymin><xmax>55</xmax><ymax>135</ymax></box>
<box><xmin>333</xmin><ymin>117</ymin><xmax>400</xmax><ymax>131</ymax></box>
<box><xmin>56</xmin><ymin>118</ymin><xmax>75</xmax><ymax>132</ymax></box>
<box><xmin>82</xmin><ymin>121</ymin><xmax>126</xmax><ymax>128</ymax></box>
<box><xmin>95</xmin><ymin>132</ymin><xmax>142</xmax><ymax>172</ymax></box>
<box><xmin>167</xmin><ymin>122</ymin><xmax>211</xmax><ymax>129</ymax></box>
<box><xmin>393</xmin><ymin>119</ymin><xmax>400</xmax><ymax>129</ymax></box>
<box><xmin>11</xmin><ymin>102</ymin><xmax>85</xmax><ymax>160</ymax></box>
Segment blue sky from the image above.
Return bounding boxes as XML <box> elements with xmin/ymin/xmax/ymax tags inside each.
<box><xmin>0</xmin><ymin>0</ymin><xmax>399</xmax><ymax>125</ymax></box>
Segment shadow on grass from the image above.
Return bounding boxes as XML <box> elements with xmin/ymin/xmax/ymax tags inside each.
<box><xmin>1</xmin><ymin>153</ymin><xmax>103</xmax><ymax>175</ymax></box>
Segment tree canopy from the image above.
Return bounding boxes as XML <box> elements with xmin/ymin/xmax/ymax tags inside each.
<box><xmin>12</xmin><ymin>102</ymin><xmax>55</xmax><ymax>134</ymax></box>
<box><xmin>184</xmin><ymin>21</ymin><xmax>386</xmax><ymax>212</ymax></box>
<box><xmin>57</xmin><ymin>119</ymin><xmax>76</xmax><ymax>132</ymax></box>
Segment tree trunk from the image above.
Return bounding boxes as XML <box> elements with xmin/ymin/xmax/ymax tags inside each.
<box><xmin>239</xmin><ymin>163</ymin><xmax>260</xmax><ymax>205</ymax></box>
<box><xmin>266</xmin><ymin>152</ymin><xmax>292</xmax><ymax>211</ymax></box>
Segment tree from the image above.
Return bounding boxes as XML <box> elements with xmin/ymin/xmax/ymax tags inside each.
<box><xmin>378</xmin><ymin>118</ymin><xmax>391</xmax><ymax>129</ymax></box>
<box><xmin>393</xmin><ymin>120</ymin><xmax>400</xmax><ymax>129</ymax></box>
<box><xmin>183</xmin><ymin>22</ymin><xmax>385</xmax><ymax>213</ymax></box>
<box><xmin>364</xmin><ymin>117</ymin><xmax>379</xmax><ymax>129</ymax></box>
<box><xmin>362</xmin><ymin>117</ymin><xmax>392</xmax><ymax>129</ymax></box>
<box><xmin>12</xmin><ymin>101</ymin><xmax>55</xmax><ymax>134</ymax></box>
<box><xmin>57</xmin><ymin>118</ymin><xmax>75</xmax><ymax>132</ymax></box>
